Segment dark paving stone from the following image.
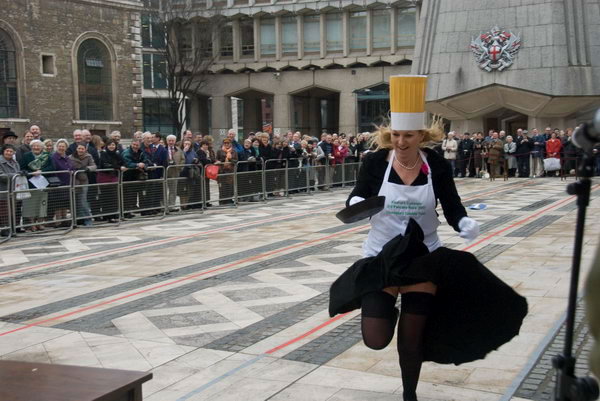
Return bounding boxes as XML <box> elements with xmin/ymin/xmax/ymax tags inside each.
<box><xmin>203</xmin><ymin>292</ymin><xmax>331</xmax><ymax>352</ymax></box>
<box><xmin>283</xmin><ymin>316</ymin><xmax>363</xmax><ymax>365</ymax></box>
<box><xmin>318</xmin><ymin>222</ymin><xmax>364</xmax><ymax>234</ymax></box>
<box><xmin>506</xmin><ymin>215</ymin><xmax>563</xmax><ymax>237</ymax></box>
<box><xmin>472</xmin><ymin>244</ymin><xmax>513</xmax><ymax>264</ymax></box>
<box><xmin>248</xmin><ymin>302</ymin><xmax>299</xmax><ymax>318</ymax></box>
<box><xmin>518</xmin><ymin>199</ymin><xmax>557</xmax><ymax>211</ymax></box>
<box><xmin>318</xmin><ymin>256</ymin><xmax>361</xmax><ymax>265</ymax></box>
<box><xmin>479</xmin><ymin>215</ymin><xmax>516</xmax><ymax>233</ymax></box>
<box><xmin>514</xmin><ymin>299</ymin><xmax>593</xmax><ymax>400</ymax></box>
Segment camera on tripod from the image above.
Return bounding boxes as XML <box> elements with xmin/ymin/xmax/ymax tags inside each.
<box><xmin>553</xmin><ymin>107</ymin><xmax>600</xmax><ymax>401</ymax></box>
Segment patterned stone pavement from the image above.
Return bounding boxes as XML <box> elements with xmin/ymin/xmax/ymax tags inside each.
<box><xmin>0</xmin><ymin>177</ymin><xmax>598</xmax><ymax>401</ymax></box>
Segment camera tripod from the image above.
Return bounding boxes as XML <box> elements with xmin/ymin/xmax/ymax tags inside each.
<box><xmin>552</xmin><ymin>152</ymin><xmax>599</xmax><ymax>401</ymax></box>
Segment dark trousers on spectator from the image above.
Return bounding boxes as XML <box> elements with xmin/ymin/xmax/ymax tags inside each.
<box><xmin>517</xmin><ymin>156</ymin><xmax>530</xmax><ymax>177</ymax></box>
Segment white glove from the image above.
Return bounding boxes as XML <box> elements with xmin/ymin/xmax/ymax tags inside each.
<box><xmin>458</xmin><ymin>217</ymin><xmax>480</xmax><ymax>242</ymax></box>
<box><xmin>349</xmin><ymin>196</ymin><xmax>365</xmax><ymax>206</ymax></box>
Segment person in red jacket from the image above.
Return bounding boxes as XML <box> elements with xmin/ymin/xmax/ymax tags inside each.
<box><xmin>545</xmin><ymin>132</ymin><xmax>562</xmax><ymax>177</ymax></box>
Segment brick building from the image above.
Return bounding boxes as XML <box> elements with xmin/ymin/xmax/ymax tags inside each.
<box><xmin>0</xmin><ymin>0</ymin><xmax>143</xmax><ymax>138</ymax></box>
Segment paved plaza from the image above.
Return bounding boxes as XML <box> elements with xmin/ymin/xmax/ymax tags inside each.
<box><xmin>0</xmin><ymin>177</ymin><xmax>599</xmax><ymax>401</ymax></box>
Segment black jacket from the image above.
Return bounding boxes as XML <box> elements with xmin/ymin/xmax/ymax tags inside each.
<box><xmin>347</xmin><ymin>148</ymin><xmax>467</xmax><ymax>232</ymax></box>
<box><xmin>515</xmin><ymin>136</ymin><xmax>533</xmax><ymax>156</ymax></box>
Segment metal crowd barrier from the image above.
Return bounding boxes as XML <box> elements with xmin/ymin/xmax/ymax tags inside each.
<box><xmin>166</xmin><ymin>163</ymin><xmax>205</xmax><ymax>211</ymax></box>
<box><xmin>264</xmin><ymin>159</ymin><xmax>287</xmax><ymax>197</ymax></box>
<box><xmin>213</xmin><ymin>162</ymin><xmax>237</xmax><ymax>206</ymax></box>
<box><xmin>73</xmin><ymin>169</ymin><xmax>123</xmax><ymax>226</ymax></box>
<box><xmin>235</xmin><ymin>161</ymin><xmax>264</xmax><ymax>202</ymax></box>
<box><xmin>11</xmin><ymin>170</ymin><xmax>74</xmax><ymax>234</ymax></box>
<box><xmin>0</xmin><ymin>188</ymin><xmax>11</xmax><ymax>242</ymax></box>
<box><xmin>121</xmin><ymin>166</ymin><xmax>166</xmax><ymax>218</ymax></box>
<box><xmin>2</xmin><ymin>159</ymin><xmax>365</xmax><ymax>241</ymax></box>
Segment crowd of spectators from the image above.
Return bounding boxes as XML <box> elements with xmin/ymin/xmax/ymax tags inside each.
<box><xmin>1</xmin><ymin>123</ymin><xmax>599</xmax><ymax>236</ymax></box>
<box><xmin>438</xmin><ymin>127</ymin><xmax>600</xmax><ymax>179</ymax></box>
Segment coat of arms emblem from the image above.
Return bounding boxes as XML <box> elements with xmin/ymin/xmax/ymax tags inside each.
<box><xmin>470</xmin><ymin>27</ymin><xmax>521</xmax><ymax>72</ymax></box>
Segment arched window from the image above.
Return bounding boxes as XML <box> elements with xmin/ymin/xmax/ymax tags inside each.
<box><xmin>0</xmin><ymin>29</ymin><xmax>18</xmax><ymax>118</ymax></box>
<box><xmin>77</xmin><ymin>39</ymin><xmax>113</xmax><ymax>121</ymax></box>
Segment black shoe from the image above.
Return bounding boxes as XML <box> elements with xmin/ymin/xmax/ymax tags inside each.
<box><xmin>124</xmin><ymin>213</ymin><xmax>134</xmax><ymax>219</ymax></box>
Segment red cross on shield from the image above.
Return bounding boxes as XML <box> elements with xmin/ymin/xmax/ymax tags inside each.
<box><xmin>489</xmin><ymin>44</ymin><xmax>501</xmax><ymax>61</ymax></box>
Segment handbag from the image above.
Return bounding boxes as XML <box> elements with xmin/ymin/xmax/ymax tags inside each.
<box><xmin>205</xmin><ymin>164</ymin><xmax>219</xmax><ymax>180</ymax></box>
<box><xmin>543</xmin><ymin>157</ymin><xmax>561</xmax><ymax>172</ymax></box>
<box><xmin>46</xmin><ymin>176</ymin><xmax>62</xmax><ymax>188</ymax></box>
<box><xmin>14</xmin><ymin>175</ymin><xmax>31</xmax><ymax>200</ymax></box>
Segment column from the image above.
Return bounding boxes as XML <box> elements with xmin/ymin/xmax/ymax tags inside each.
<box><xmin>210</xmin><ymin>95</ymin><xmax>231</xmax><ymax>142</ymax></box>
<box><xmin>390</xmin><ymin>7</ymin><xmax>397</xmax><ymax>54</ymax></box>
<box><xmin>232</xmin><ymin>19</ymin><xmax>241</xmax><ymax>62</ymax></box>
<box><xmin>253</xmin><ymin>17</ymin><xmax>260</xmax><ymax>61</ymax></box>
<box><xmin>275</xmin><ymin>16</ymin><xmax>282</xmax><ymax>61</ymax></box>
<box><xmin>342</xmin><ymin>11</ymin><xmax>349</xmax><ymax>57</ymax></box>
<box><xmin>297</xmin><ymin>15</ymin><xmax>304</xmax><ymax>59</ymax></box>
<box><xmin>189</xmin><ymin>96</ymin><xmax>201</xmax><ymax>132</ymax></box>
<box><xmin>320</xmin><ymin>13</ymin><xmax>326</xmax><ymax>59</ymax></box>
<box><xmin>366</xmin><ymin>9</ymin><xmax>372</xmax><ymax>56</ymax></box>
<box><xmin>338</xmin><ymin>91</ymin><xmax>357</xmax><ymax>134</ymax></box>
<box><xmin>273</xmin><ymin>93</ymin><xmax>291</xmax><ymax>134</ymax></box>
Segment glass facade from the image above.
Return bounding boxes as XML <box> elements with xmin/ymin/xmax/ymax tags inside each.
<box><xmin>281</xmin><ymin>16</ymin><xmax>297</xmax><ymax>55</ymax></box>
<box><xmin>349</xmin><ymin>11</ymin><xmax>367</xmax><ymax>51</ymax></box>
<box><xmin>143</xmin><ymin>98</ymin><xmax>176</xmax><ymax>135</ymax></box>
<box><xmin>303</xmin><ymin>15</ymin><xmax>320</xmax><ymax>53</ymax></box>
<box><xmin>142</xmin><ymin>53</ymin><xmax>167</xmax><ymax>90</ymax></box>
<box><xmin>220</xmin><ymin>22</ymin><xmax>233</xmax><ymax>58</ymax></box>
<box><xmin>372</xmin><ymin>9</ymin><xmax>391</xmax><ymax>50</ymax></box>
<box><xmin>77</xmin><ymin>39</ymin><xmax>112</xmax><ymax>121</ymax></box>
<box><xmin>325</xmin><ymin>13</ymin><xmax>342</xmax><ymax>52</ymax></box>
<box><xmin>397</xmin><ymin>7</ymin><xmax>417</xmax><ymax>47</ymax></box>
<box><xmin>0</xmin><ymin>30</ymin><xmax>17</xmax><ymax>118</ymax></box>
<box><xmin>260</xmin><ymin>18</ymin><xmax>276</xmax><ymax>56</ymax></box>
<box><xmin>240</xmin><ymin>18</ymin><xmax>255</xmax><ymax>57</ymax></box>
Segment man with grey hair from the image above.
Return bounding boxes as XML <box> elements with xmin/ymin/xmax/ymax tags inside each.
<box><xmin>29</xmin><ymin>125</ymin><xmax>44</xmax><ymax>141</ymax></box>
<box><xmin>110</xmin><ymin>130</ymin><xmax>124</xmax><ymax>153</ymax></box>
<box><xmin>227</xmin><ymin>128</ymin><xmax>243</xmax><ymax>157</ymax></box>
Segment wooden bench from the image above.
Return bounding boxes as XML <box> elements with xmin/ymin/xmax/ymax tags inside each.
<box><xmin>0</xmin><ymin>360</ymin><xmax>152</xmax><ymax>401</ymax></box>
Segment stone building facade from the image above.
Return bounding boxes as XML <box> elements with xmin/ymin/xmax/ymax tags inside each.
<box><xmin>177</xmin><ymin>0</ymin><xmax>600</xmax><ymax>140</ymax></box>
<box><xmin>0</xmin><ymin>0</ymin><xmax>143</xmax><ymax>138</ymax></box>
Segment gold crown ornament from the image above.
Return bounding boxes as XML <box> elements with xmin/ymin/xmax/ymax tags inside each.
<box><xmin>389</xmin><ymin>75</ymin><xmax>427</xmax><ymax>131</ymax></box>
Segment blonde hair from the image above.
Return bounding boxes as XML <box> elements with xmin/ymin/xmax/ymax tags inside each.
<box><xmin>369</xmin><ymin>116</ymin><xmax>445</xmax><ymax>151</ymax></box>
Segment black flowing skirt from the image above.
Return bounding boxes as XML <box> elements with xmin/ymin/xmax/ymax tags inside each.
<box><xmin>329</xmin><ymin>219</ymin><xmax>528</xmax><ymax>365</ymax></box>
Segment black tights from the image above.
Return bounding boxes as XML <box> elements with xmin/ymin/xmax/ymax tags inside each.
<box><xmin>361</xmin><ymin>291</ymin><xmax>434</xmax><ymax>401</ymax></box>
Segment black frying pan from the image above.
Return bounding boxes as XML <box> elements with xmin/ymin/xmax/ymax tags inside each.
<box><xmin>336</xmin><ymin>196</ymin><xmax>385</xmax><ymax>224</ymax></box>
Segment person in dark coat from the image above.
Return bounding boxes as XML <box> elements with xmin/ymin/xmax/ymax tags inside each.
<box><xmin>121</xmin><ymin>139</ymin><xmax>151</xmax><ymax>217</ymax></box>
<box><xmin>515</xmin><ymin>129</ymin><xmax>533</xmax><ymax>177</ymax></box>
<box><xmin>456</xmin><ymin>132</ymin><xmax>474</xmax><ymax>177</ymax></box>
<box><xmin>98</xmin><ymin>139</ymin><xmax>125</xmax><ymax>222</ymax></box>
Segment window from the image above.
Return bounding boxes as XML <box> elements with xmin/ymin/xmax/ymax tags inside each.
<box><xmin>372</xmin><ymin>9</ymin><xmax>390</xmax><ymax>50</ymax></box>
<box><xmin>0</xmin><ymin>30</ymin><xmax>18</xmax><ymax>118</ymax></box>
<box><xmin>41</xmin><ymin>54</ymin><xmax>55</xmax><ymax>75</ymax></box>
<box><xmin>143</xmin><ymin>98</ymin><xmax>176</xmax><ymax>135</ymax></box>
<box><xmin>77</xmin><ymin>39</ymin><xmax>113</xmax><ymax>121</ymax></box>
<box><xmin>303</xmin><ymin>14</ymin><xmax>320</xmax><ymax>53</ymax></box>
<box><xmin>260</xmin><ymin>18</ymin><xmax>276</xmax><ymax>56</ymax></box>
<box><xmin>281</xmin><ymin>16</ymin><xmax>297</xmax><ymax>55</ymax></box>
<box><xmin>240</xmin><ymin>18</ymin><xmax>254</xmax><ymax>57</ymax></box>
<box><xmin>196</xmin><ymin>23</ymin><xmax>214</xmax><ymax>57</ymax></box>
<box><xmin>141</xmin><ymin>13</ymin><xmax>165</xmax><ymax>49</ymax></box>
<box><xmin>397</xmin><ymin>7</ymin><xmax>416</xmax><ymax>47</ymax></box>
<box><xmin>325</xmin><ymin>13</ymin><xmax>342</xmax><ymax>52</ymax></box>
<box><xmin>220</xmin><ymin>22</ymin><xmax>233</xmax><ymax>58</ymax></box>
<box><xmin>349</xmin><ymin>11</ymin><xmax>367</xmax><ymax>51</ymax></box>
<box><xmin>143</xmin><ymin>53</ymin><xmax>167</xmax><ymax>89</ymax></box>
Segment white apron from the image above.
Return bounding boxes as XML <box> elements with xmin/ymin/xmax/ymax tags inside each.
<box><xmin>363</xmin><ymin>150</ymin><xmax>442</xmax><ymax>257</ymax></box>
